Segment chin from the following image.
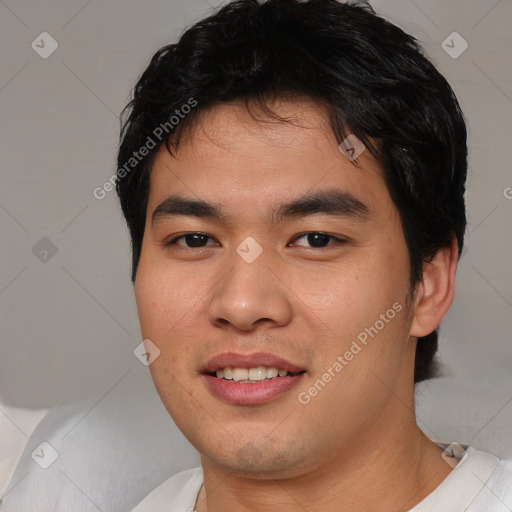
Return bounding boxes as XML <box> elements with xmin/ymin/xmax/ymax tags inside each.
<box><xmin>201</xmin><ymin>440</ymin><xmax>312</xmax><ymax>479</ymax></box>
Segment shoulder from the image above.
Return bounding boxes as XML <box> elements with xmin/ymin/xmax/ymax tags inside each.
<box><xmin>484</xmin><ymin>453</ymin><xmax>512</xmax><ymax>494</ymax></box>
<box><xmin>466</xmin><ymin>447</ymin><xmax>512</xmax><ymax>510</ymax></box>
<box><xmin>413</xmin><ymin>445</ymin><xmax>512</xmax><ymax>511</ymax></box>
<box><xmin>464</xmin><ymin>446</ymin><xmax>512</xmax><ymax>490</ymax></box>
<box><xmin>131</xmin><ymin>467</ymin><xmax>203</xmax><ymax>512</ymax></box>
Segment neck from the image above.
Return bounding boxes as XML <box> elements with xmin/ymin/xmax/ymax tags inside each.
<box><xmin>195</xmin><ymin>418</ymin><xmax>451</xmax><ymax>512</ymax></box>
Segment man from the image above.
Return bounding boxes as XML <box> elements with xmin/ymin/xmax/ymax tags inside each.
<box><xmin>116</xmin><ymin>0</ymin><xmax>511</xmax><ymax>510</ymax></box>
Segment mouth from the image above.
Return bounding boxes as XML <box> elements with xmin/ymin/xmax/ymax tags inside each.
<box><xmin>201</xmin><ymin>352</ymin><xmax>307</xmax><ymax>405</ymax></box>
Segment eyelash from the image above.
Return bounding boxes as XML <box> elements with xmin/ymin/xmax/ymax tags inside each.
<box><xmin>164</xmin><ymin>232</ymin><xmax>347</xmax><ymax>250</ymax></box>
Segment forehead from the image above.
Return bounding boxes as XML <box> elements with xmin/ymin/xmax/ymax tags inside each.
<box><xmin>180</xmin><ymin>98</ymin><xmax>335</xmax><ymax>150</ymax></box>
<box><xmin>147</xmin><ymin>99</ymin><xmax>391</xmax><ymax>219</ymax></box>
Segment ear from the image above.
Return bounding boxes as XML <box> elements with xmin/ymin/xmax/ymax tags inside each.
<box><xmin>409</xmin><ymin>237</ymin><xmax>459</xmax><ymax>338</ymax></box>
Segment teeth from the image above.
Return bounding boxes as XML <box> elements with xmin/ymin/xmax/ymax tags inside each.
<box><xmin>248</xmin><ymin>367</ymin><xmax>266</xmax><ymax>381</ymax></box>
<box><xmin>214</xmin><ymin>366</ymin><xmax>290</xmax><ymax>382</ymax></box>
<box><xmin>233</xmin><ymin>368</ymin><xmax>249</xmax><ymax>381</ymax></box>
<box><xmin>266</xmin><ymin>367</ymin><xmax>279</xmax><ymax>378</ymax></box>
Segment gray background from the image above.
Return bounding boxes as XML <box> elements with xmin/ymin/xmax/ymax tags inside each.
<box><xmin>1</xmin><ymin>0</ymin><xmax>511</xmax><ymax>509</ymax></box>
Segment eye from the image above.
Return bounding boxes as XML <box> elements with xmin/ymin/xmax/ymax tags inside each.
<box><xmin>166</xmin><ymin>233</ymin><xmax>218</xmax><ymax>248</ymax></box>
<box><xmin>289</xmin><ymin>232</ymin><xmax>346</xmax><ymax>248</ymax></box>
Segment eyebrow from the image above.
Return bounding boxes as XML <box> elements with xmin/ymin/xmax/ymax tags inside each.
<box><xmin>151</xmin><ymin>189</ymin><xmax>370</xmax><ymax>227</ymax></box>
<box><xmin>273</xmin><ymin>189</ymin><xmax>370</xmax><ymax>223</ymax></box>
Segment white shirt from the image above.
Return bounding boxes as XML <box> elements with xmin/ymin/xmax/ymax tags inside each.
<box><xmin>0</xmin><ymin>403</ymin><xmax>48</xmax><ymax>500</ymax></box>
<box><xmin>132</xmin><ymin>446</ymin><xmax>512</xmax><ymax>511</ymax></box>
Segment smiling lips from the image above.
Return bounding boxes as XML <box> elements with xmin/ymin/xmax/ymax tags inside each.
<box><xmin>202</xmin><ymin>352</ymin><xmax>306</xmax><ymax>405</ymax></box>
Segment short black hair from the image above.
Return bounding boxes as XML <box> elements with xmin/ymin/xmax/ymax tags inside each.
<box><xmin>116</xmin><ymin>0</ymin><xmax>467</xmax><ymax>383</ymax></box>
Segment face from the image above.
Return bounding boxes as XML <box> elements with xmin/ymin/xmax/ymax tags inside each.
<box><xmin>135</xmin><ymin>99</ymin><xmax>417</xmax><ymax>478</ymax></box>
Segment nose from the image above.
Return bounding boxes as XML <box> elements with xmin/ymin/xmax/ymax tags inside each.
<box><xmin>207</xmin><ymin>254</ymin><xmax>293</xmax><ymax>332</ymax></box>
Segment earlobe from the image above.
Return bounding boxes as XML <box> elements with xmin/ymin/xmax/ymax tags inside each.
<box><xmin>410</xmin><ymin>237</ymin><xmax>459</xmax><ymax>338</ymax></box>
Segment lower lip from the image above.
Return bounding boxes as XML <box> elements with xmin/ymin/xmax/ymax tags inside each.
<box><xmin>202</xmin><ymin>374</ymin><xmax>305</xmax><ymax>405</ymax></box>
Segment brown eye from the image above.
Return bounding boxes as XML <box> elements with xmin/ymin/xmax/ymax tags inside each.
<box><xmin>167</xmin><ymin>233</ymin><xmax>217</xmax><ymax>248</ymax></box>
<box><xmin>291</xmin><ymin>232</ymin><xmax>346</xmax><ymax>248</ymax></box>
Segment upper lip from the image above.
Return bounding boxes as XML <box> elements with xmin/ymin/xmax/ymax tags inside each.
<box><xmin>202</xmin><ymin>352</ymin><xmax>306</xmax><ymax>374</ymax></box>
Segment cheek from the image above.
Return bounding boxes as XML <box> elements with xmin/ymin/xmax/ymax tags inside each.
<box><xmin>135</xmin><ymin>256</ymin><xmax>203</xmax><ymax>336</ymax></box>
<box><xmin>289</xmin><ymin>259</ymin><xmax>372</xmax><ymax>323</ymax></box>
<box><xmin>134</xmin><ymin>269</ymin><xmax>167</xmax><ymax>337</ymax></box>
<box><xmin>134</xmin><ymin>256</ymin><xmax>215</xmax><ymax>385</ymax></box>
<box><xmin>290</xmin><ymin>249</ymin><xmax>409</xmax><ymax>354</ymax></box>
<box><xmin>134</xmin><ymin>263</ymin><xmax>199</xmax><ymax>399</ymax></box>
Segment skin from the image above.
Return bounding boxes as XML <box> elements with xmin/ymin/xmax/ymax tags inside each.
<box><xmin>134</xmin><ymin>98</ymin><xmax>459</xmax><ymax>511</ymax></box>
